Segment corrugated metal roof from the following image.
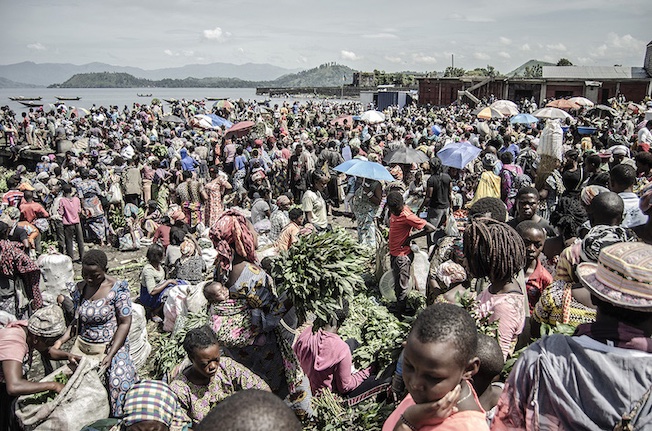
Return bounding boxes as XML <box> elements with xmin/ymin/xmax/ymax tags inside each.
<box><xmin>542</xmin><ymin>66</ymin><xmax>650</xmax><ymax>79</ymax></box>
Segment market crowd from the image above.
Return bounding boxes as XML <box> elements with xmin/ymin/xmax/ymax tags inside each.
<box><xmin>0</xmin><ymin>92</ymin><xmax>651</xmax><ymax>431</ymax></box>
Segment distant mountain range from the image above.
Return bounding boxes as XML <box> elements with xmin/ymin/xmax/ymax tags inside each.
<box><xmin>0</xmin><ymin>76</ymin><xmax>39</xmax><ymax>88</ymax></box>
<box><xmin>0</xmin><ymin>61</ymin><xmax>303</xmax><ymax>87</ymax></box>
<box><xmin>53</xmin><ymin>64</ymin><xmax>358</xmax><ymax>89</ymax></box>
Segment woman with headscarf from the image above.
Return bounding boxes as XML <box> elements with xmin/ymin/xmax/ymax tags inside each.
<box><xmin>0</xmin><ymin>221</ymin><xmax>42</xmax><ymax>320</ymax></box>
<box><xmin>208</xmin><ymin>210</ymin><xmax>311</xmax><ymax>418</ymax></box>
<box><xmin>1</xmin><ymin>306</ymin><xmax>80</xmax><ymax>431</ymax></box>
<box><xmin>74</xmin><ymin>168</ymin><xmax>108</xmax><ymax>247</ymax></box>
<box><xmin>204</xmin><ymin>165</ymin><xmax>232</xmax><ymax>231</ymax></box>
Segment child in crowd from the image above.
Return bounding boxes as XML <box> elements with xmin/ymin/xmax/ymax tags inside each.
<box><xmin>472</xmin><ymin>334</ymin><xmax>505</xmax><ymax>425</ymax></box>
<box><xmin>515</xmin><ymin>221</ymin><xmax>553</xmax><ymax>312</ymax></box>
<box><xmin>382</xmin><ymin>303</ymin><xmax>488</xmax><ymax>431</ymax></box>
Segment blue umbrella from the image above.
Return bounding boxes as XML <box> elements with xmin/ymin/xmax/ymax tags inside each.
<box><xmin>207</xmin><ymin>114</ymin><xmax>233</xmax><ymax>128</ymax></box>
<box><xmin>431</xmin><ymin>125</ymin><xmax>442</xmax><ymax>136</ymax></box>
<box><xmin>340</xmin><ymin>160</ymin><xmax>394</xmax><ymax>181</ymax></box>
<box><xmin>436</xmin><ymin>142</ymin><xmax>482</xmax><ymax>170</ymax></box>
<box><xmin>510</xmin><ymin>113</ymin><xmax>539</xmax><ymax>125</ymax></box>
<box><xmin>333</xmin><ymin>158</ymin><xmax>362</xmax><ymax>173</ymax></box>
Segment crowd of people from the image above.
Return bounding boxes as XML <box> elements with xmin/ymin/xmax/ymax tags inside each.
<box><xmin>0</xmin><ymin>93</ymin><xmax>651</xmax><ymax>430</ymax></box>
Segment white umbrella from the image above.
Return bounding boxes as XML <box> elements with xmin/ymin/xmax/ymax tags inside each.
<box><xmin>490</xmin><ymin>100</ymin><xmax>519</xmax><ymax>116</ymax></box>
<box><xmin>360</xmin><ymin>110</ymin><xmax>386</xmax><ymax>124</ymax></box>
<box><xmin>568</xmin><ymin>97</ymin><xmax>594</xmax><ymax>108</ymax></box>
<box><xmin>533</xmin><ymin>107</ymin><xmax>573</xmax><ymax>120</ymax></box>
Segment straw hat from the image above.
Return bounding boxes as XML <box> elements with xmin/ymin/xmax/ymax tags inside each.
<box><xmin>576</xmin><ymin>242</ymin><xmax>652</xmax><ymax>311</ymax></box>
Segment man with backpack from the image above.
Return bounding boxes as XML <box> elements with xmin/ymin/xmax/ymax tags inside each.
<box><xmin>499</xmin><ymin>152</ymin><xmax>530</xmax><ymax>215</ymax></box>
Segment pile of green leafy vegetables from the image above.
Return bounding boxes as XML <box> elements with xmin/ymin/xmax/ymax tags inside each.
<box><xmin>272</xmin><ymin>228</ymin><xmax>370</xmax><ymax>325</ymax></box>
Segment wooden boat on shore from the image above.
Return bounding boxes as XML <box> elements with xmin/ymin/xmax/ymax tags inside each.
<box><xmin>8</xmin><ymin>96</ymin><xmax>42</xmax><ymax>101</ymax></box>
<box><xmin>55</xmin><ymin>96</ymin><xmax>81</xmax><ymax>101</ymax></box>
<box><xmin>18</xmin><ymin>101</ymin><xmax>44</xmax><ymax>108</ymax></box>
<box><xmin>137</xmin><ymin>93</ymin><xmax>152</xmax><ymax>97</ymax></box>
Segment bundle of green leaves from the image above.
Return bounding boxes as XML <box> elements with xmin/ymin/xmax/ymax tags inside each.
<box><xmin>23</xmin><ymin>372</ymin><xmax>70</xmax><ymax>405</ymax></box>
<box><xmin>272</xmin><ymin>228</ymin><xmax>370</xmax><ymax>325</ymax></box>
<box><xmin>151</xmin><ymin>312</ymin><xmax>209</xmax><ymax>379</ymax></box>
<box><xmin>339</xmin><ymin>293</ymin><xmax>410</xmax><ymax>371</ymax></box>
<box><xmin>303</xmin><ymin>388</ymin><xmax>394</xmax><ymax>431</ymax></box>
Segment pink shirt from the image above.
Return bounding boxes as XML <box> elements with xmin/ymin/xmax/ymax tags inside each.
<box><xmin>476</xmin><ymin>289</ymin><xmax>526</xmax><ymax>360</ymax></box>
<box><xmin>0</xmin><ymin>321</ymin><xmax>30</xmax><ymax>383</ymax></box>
<box><xmin>382</xmin><ymin>386</ymin><xmax>489</xmax><ymax>431</ymax></box>
<box><xmin>58</xmin><ymin>196</ymin><xmax>81</xmax><ymax>225</ymax></box>
<box><xmin>293</xmin><ymin>326</ymin><xmax>370</xmax><ymax>395</ymax></box>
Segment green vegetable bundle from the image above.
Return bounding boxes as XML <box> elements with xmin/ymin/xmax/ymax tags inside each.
<box><xmin>151</xmin><ymin>312</ymin><xmax>209</xmax><ymax>379</ymax></box>
<box><xmin>23</xmin><ymin>372</ymin><xmax>70</xmax><ymax>405</ymax></box>
<box><xmin>272</xmin><ymin>228</ymin><xmax>370</xmax><ymax>325</ymax></box>
<box><xmin>303</xmin><ymin>388</ymin><xmax>394</xmax><ymax>431</ymax></box>
<box><xmin>339</xmin><ymin>294</ymin><xmax>410</xmax><ymax>371</ymax></box>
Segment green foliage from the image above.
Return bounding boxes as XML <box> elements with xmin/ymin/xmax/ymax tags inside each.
<box><xmin>303</xmin><ymin>388</ymin><xmax>395</xmax><ymax>431</ymax></box>
<box><xmin>272</xmin><ymin>228</ymin><xmax>369</xmax><ymax>325</ymax></box>
<box><xmin>454</xmin><ymin>290</ymin><xmax>499</xmax><ymax>338</ymax></box>
<box><xmin>444</xmin><ymin>66</ymin><xmax>466</xmax><ymax>77</ymax></box>
<box><xmin>464</xmin><ymin>65</ymin><xmax>501</xmax><ymax>77</ymax></box>
<box><xmin>339</xmin><ymin>293</ymin><xmax>410</xmax><ymax>371</ymax></box>
<box><xmin>523</xmin><ymin>64</ymin><xmax>543</xmax><ymax>78</ymax></box>
<box><xmin>556</xmin><ymin>58</ymin><xmax>573</xmax><ymax>66</ymax></box>
<box><xmin>151</xmin><ymin>312</ymin><xmax>209</xmax><ymax>379</ymax></box>
<box><xmin>23</xmin><ymin>372</ymin><xmax>70</xmax><ymax>405</ymax></box>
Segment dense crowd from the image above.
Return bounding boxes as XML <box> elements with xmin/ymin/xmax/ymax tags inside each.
<box><xmin>0</xmin><ymin>94</ymin><xmax>651</xmax><ymax>431</ymax></box>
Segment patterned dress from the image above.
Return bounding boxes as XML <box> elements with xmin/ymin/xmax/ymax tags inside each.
<box><xmin>169</xmin><ymin>356</ymin><xmax>269</xmax><ymax>426</ymax></box>
<box><xmin>176</xmin><ymin>180</ymin><xmax>203</xmax><ymax>226</ymax></box>
<box><xmin>73</xmin><ymin>280</ymin><xmax>137</xmax><ymax>417</ymax></box>
<box><xmin>0</xmin><ymin>240</ymin><xmax>42</xmax><ymax>319</ymax></box>
<box><xmin>204</xmin><ymin>175</ymin><xmax>230</xmax><ymax>230</ymax></box>
<box><xmin>532</xmin><ymin>280</ymin><xmax>597</xmax><ymax>327</ymax></box>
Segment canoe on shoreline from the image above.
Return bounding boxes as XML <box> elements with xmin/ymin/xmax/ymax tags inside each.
<box><xmin>18</xmin><ymin>101</ymin><xmax>45</xmax><ymax>107</ymax></box>
<box><xmin>8</xmin><ymin>96</ymin><xmax>42</xmax><ymax>101</ymax></box>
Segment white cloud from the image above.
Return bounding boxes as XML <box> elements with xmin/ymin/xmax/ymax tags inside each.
<box><xmin>546</xmin><ymin>43</ymin><xmax>567</xmax><ymax>52</ymax></box>
<box><xmin>164</xmin><ymin>49</ymin><xmax>175</xmax><ymax>56</ymax></box>
<box><xmin>384</xmin><ymin>55</ymin><xmax>402</xmax><ymax>64</ymax></box>
<box><xmin>498</xmin><ymin>51</ymin><xmax>511</xmax><ymax>59</ymax></box>
<box><xmin>340</xmin><ymin>50</ymin><xmax>360</xmax><ymax>61</ymax></box>
<box><xmin>203</xmin><ymin>27</ymin><xmax>231</xmax><ymax>42</ymax></box>
<box><xmin>591</xmin><ymin>33</ymin><xmax>646</xmax><ymax>59</ymax></box>
<box><xmin>182</xmin><ymin>50</ymin><xmax>194</xmax><ymax>57</ymax></box>
<box><xmin>448</xmin><ymin>13</ymin><xmax>495</xmax><ymax>22</ymax></box>
<box><xmin>297</xmin><ymin>55</ymin><xmax>308</xmax><ymax>63</ymax></box>
<box><xmin>520</xmin><ymin>44</ymin><xmax>531</xmax><ymax>52</ymax></box>
<box><xmin>237</xmin><ymin>47</ymin><xmax>245</xmax><ymax>54</ymax></box>
<box><xmin>473</xmin><ymin>52</ymin><xmax>491</xmax><ymax>60</ymax></box>
<box><xmin>362</xmin><ymin>33</ymin><xmax>398</xmax><ymax>39</ymax></box>
<box><xmin>27</xmin><ymin>42</ymin><xmax>46</xmax><ymax>51</ymax></box>
<box><xmin>412</xmin><ymin>53</ymin><xmax>437</xmax><ymax>64</ymax></box>
<box><xmin>499</xmin><ymin>37</ymin><xmax>511</xmax><ymax>45</ymax></box>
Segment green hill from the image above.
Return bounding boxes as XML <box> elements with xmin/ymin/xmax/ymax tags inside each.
<box><xmin>507</xmin><ymin>60</ymin><xmax>555</xmax><ymax>77</ymax></box>
<box><xmin>51</xmin><ymin>63</ymin><xmax>358</xmax><ymax>88</ymax></box>
<box><xmin>272</xmin><ymin>63</ymin><xmax>356</xmax><ymax>87</ymax></box>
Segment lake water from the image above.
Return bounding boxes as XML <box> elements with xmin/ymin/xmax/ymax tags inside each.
<box><xmin>0</xmin><ymin>87</ymin><xmax>342</xmax><ymax>113</ymax></box>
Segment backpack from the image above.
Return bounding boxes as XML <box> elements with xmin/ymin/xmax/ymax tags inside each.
<box><xmin>502</xmin><ymin>167</ymin><xmax>531</xmax><ymax>200</ymax></box>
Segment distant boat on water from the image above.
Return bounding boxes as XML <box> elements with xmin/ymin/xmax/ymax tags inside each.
<box><xmin>137</xmin><ymin>93</ymin><xmax>152</xmax><ymax>97</ymax></box>
<box><xmin>8</xmin><ymin>96</ymin><xmax>42</xmax><ymax>101</ymax></box>
<box><xmin>205</xmin><ymin>97</ymin><xmax>226</xmax><ymax>101</ymax></box>
<box><xmin>55</xmin><ymin>96</ymin><xmax>81</xmax><ymax>101</ymax></box>
<box><xmin>18</xmin><ymin>100</ymin><xmax>45</xmax><ymax>108</ymax></box>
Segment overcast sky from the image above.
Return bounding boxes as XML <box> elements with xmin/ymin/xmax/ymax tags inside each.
<box><xmin>2</xmin><ymin>0</ymin><xmax>650</xmax><ymax>74</ymax></box>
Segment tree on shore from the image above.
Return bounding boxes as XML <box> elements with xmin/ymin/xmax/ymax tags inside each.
<box><xmin>556</xmin><ymin>58</ymin><xmax>573</xmax><ymax>66</ymax></box>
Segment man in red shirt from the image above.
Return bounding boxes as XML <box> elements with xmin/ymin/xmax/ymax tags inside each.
<box><xmin>387</xmin><ymin>191</ymin><xmax>436</xmax><ymax>317</ymax></box>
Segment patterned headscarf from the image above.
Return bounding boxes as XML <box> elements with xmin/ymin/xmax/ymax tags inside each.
<box><xmin>639</xmin><ymin>181</ymin><xmax>652</xmax><ymax>214</ymax></box>
<box><xmin>210</xmin><ymin>209</ymin><xmax>257</xmax><ymax>273</ymax></box>
<box><xmin>28</xmin><ymin>306</ymin><xmax>66</xmax><ymax>338</ymax></box>
<box><xmin>580</xmin><ymin>225</ymin><xmax>637</xmax><ymax>263</ymax></box>
<box><xmin>122</xmin><ymin>380</ymin><xmax>178</xmax><ymax>427</ymax></box>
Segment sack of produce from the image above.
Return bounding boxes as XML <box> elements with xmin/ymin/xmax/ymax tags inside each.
<box><xmin>15</xmin><ymin>356</ymin><xmax>110</xmax><ymax>431</ymax></box>
<box><xmin>128</xmin><ymin>303</ymin><xmax>151</xmax><ymax>369</ymax></box>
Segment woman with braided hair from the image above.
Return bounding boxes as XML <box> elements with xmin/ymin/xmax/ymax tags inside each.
<box><xmin>464</xmin><ymin>217</ymin><xmax>527</xmax><ymax>360</ymax></box>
